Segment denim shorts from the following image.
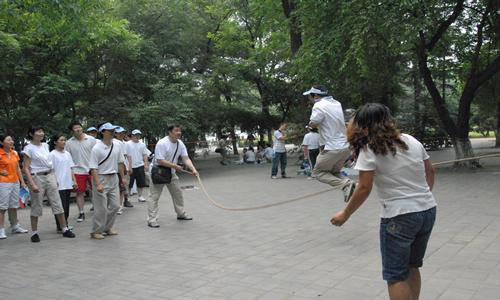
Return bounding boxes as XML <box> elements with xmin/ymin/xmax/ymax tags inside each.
<box><xmin>380</xmin><ymin>206</ymin><xmax>436</xmax><ymax>282</ymax></box>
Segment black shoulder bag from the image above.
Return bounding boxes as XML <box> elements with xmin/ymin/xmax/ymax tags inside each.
<box><xmin>151</xmin><ymin>141</ymin><xmax>178</xmax><ymax>184</ymax></box>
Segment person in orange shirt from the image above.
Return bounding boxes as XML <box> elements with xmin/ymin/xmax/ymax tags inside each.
<box><xmin>0</xmin><ymin>134</ymin><xmax>29</xmax><ymax>239</ymax></box>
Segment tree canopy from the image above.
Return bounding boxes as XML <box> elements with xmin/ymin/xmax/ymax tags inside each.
<box><xmin>1</xmin><ymin>0</ymin><xmax>499</xmax><ymax>167</ymax></box>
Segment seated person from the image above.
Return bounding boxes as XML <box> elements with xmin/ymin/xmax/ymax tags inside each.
<box><xmin>264</xmin><ymin>143</ymin><xmax>274</xmax><ymax>163</ymax></box>
<box><xmin>245</xmin><ymin>147</ymin><xmax>256</xmax><ymax>164</ymax></box>
<box><xmin>256</xmin><ymin>145</ymin><xmax>266</xmax><ymax>163</ymax></box>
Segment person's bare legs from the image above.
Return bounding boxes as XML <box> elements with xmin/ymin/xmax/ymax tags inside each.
<box><xmin>0</xmin><ymin>210</ymin><xmax>5</xmax><ymax>230</ymax></box>
<box><xmin>31</xmin><ymin>215</ymin><xmax>38</xmax><ymax>231</ymax></box>
<box><xmin>138</xmin><ymin>187</ymin><xmax>143</xmax><ymax>197</ymax></box>
<box><xmin>409</xmin><ymin>268</ymin><xmax>421</xmax><ymax>299</ymax></box>
<box><xmin>55</xmin><ymin>213</ymin><xmax>67</xmax><ymax>228</ymax></box>
<box><xmin>387</xmin><ymin>268</ymin><xmax>421</xmax><ymax>300</ymax></box>
<box><xmin>76</xmin><ymin>192</ymin><xmax>85</xmax><ymax>211</ymax></box>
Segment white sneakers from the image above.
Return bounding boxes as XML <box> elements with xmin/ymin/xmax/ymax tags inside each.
<box><xmin>138</xmin><ymin>195</ymin><xmax>146</xmax><ymax>202</ymax></box>
<box><xmin>12</xmin><ymin>225</ymin><xmax>29</xmax><ymax>234</ymax></box>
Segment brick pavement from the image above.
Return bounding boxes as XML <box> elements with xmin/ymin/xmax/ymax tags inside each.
<box><xmin>1</xmin><ymin>139</ymin><xmax>499</xmax><ymax>299</ymax></box>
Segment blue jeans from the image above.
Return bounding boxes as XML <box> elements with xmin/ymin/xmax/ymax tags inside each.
<box><xmin>271</xmin><ymin>152</ymin><xmax>287</xmax><ymax>176</ymax></box>
<box><xmin>380</xmin><ymin>206</ymin><xmax>436</xmax><ymax>282</ymax></box>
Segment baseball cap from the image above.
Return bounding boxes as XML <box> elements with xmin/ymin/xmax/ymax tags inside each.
<box><xmin>98</xmin><ymin>123</ymin><xmax>119</xmax><ymax>132</ymax></box>
<box><xmin>115</xmin><ymin>127</ymin><xmax>126</xmax><ymax>133</ymax></box>
<box><xmin>87</xmin><ymin>127</ymin><xmax>97</xmax><ymax>132</ymax></box>
<box><xmin>132</xmin><ymin>129</ymin><xmax>142</xmax><ymax>135</ymax></box>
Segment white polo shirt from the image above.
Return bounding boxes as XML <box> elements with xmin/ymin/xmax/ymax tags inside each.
<box><xmin>153</xmin><ymin>137</ymin><xmax>188</xmax><ymax>174</ymax></box>
<box><xmin>89</xmin><ymin>140</ymin><xmax>125</xmax><ymax>175</ymax></box>
<box><xmin>126</xmin><ymin>141</ymin><xmax>148</xmax><ymax>168</ymax></box>
<box><xmin>65</xmin><ymin>134</ymin><xmax>96</xmax><ymax>175</ymax></box>
<box><xmin>309</xmin><ymin>96</ymin><xmax>348</xmax><ymax>150</ymax></box>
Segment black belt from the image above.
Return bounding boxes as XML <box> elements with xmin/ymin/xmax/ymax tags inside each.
<box><xmin>31</xmin><ymin>171</ymin><xmax>50</xmax><ymax>176</ymax></box>
<box><xmin>100</xmin><ymin>173</ymin><xmax>117</xmax><ymax>176</ymax></box>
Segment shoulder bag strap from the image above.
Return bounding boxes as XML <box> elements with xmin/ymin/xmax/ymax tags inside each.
<box><xmin>98</xmin><ymin>142</ymin><xmax>114</xmax><ymax>166</ymax></box>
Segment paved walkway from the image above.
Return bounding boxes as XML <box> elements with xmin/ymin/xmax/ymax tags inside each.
<box><xmin>1</xmin><ymin>139</ymin><xmax>499</xmax><ymax>300</ymax></box>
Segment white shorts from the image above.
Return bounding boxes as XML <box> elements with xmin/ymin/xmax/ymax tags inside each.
<box><xmin>0</xmin><ymin>182</ymin><xmax>20</xmax><ymax>210</ymax></box>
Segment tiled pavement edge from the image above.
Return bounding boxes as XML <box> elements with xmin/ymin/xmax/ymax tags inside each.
<box><xmin>1</xmin><ymin>139</ymin><xmax>499</xmax><ymax>300</ymax></box>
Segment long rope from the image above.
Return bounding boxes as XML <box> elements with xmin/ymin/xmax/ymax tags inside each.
<box><xmin>183</xmin><ymin>153</ymin><xmax>500</xmax><ymax>211</ymax></box>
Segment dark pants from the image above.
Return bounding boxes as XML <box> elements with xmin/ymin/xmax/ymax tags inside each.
<box><xmin>55</xmin><ymin>189</ymin><xmax>71</xmax><ymax>230</ymax></box>
<box><xmin>308</xmin><ymin>148</ymin><xmax>320</xmax><ymax>170</ymax></box>
<box><xmin>271</xmin><ymin>152</ymin><xmax>287</xmax><ymax>176</ymax></box>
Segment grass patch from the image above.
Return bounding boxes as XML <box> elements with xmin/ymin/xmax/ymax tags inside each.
<box><xmin>469</xmin><ymin>131</ymin><xmax>497</xmax><ymax>138</ymax></box>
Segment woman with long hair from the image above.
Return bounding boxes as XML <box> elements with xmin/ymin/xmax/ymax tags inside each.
<box><xmin>0</xmin><ymin>134</ymin><xmax>29</xmax><ymax>239</ymax></box>
<box><xmin>50</xmin><ymin>134</ymin><xmax>77</xmax><ymax>233</ymax></box>
<box><xmin>22</xmin><ymin>125</ymin><xmax>75</xmax><ymax>242</ymax></box>
<box><xmin>331</xmin><ymin>103</ymin><xmax>436</xmax><ymax>300</ymax></box>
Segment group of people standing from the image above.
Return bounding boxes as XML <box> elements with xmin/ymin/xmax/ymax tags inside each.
<box><xmin>0</xmin><ymin>121</ymin><xmax>198</xmax><ymax>242</ymax></box>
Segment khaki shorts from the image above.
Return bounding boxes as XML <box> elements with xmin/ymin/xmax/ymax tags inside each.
<box><xmin>0</xmin><ymin>182</ymin><xmax>20</xmax><ymax>210</ymax></box>
<box><xmin>29</xmin><ymin>173</ymin><xmax>64</xmax><ymax>217</ymax></box>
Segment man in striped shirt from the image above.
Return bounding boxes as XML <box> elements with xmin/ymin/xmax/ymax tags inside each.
<box><xmin>271</xmin><ymin>122</ymin><xmax>290</xmax><ymax>179</ymax></box>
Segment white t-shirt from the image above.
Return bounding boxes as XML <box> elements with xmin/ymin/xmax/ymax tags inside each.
<box><xmin>246</xmin><ymin>151</ymin><xmax>256</xmax><ymax>162</ymax></box>
<box><xmin>302</xmin><ymin>132</ymin><xmax>320</xmax><ymax>150</ymax></box>
<box><xmin>22</xmin><ymin>143</ymin><xmax>53</xmax><ymax>173</ymax></box>
<box><xmin>50</xmin><ymin>150</ymin><xmax>75</xmax><ymax>190</ymax></box>
<box><xmin>126</xmin><ymin>141</ymin><xmax>148</xmax><ymax>168</ymax></box>
<box><xmin>65</xmin><ymin>134</ymin><xmax>96</xmax><ymax>175</ymax></box>
<box><xmin>265</xmin><ymin>147</ymin><xmax>274</xmax><ymax>159</ymax></box>
<box><xmin>89</xmin><ymin>140</ymin><xmax>125</xmax><ymax>174</ymax></box>
<box><xmin>309</xmin><ymin>96</ymin><xmax>348</xmax><ymax>150</ymax></box>
<box><xmin>153</xmin><ymin>137</ymin><xmax>188</xmax><ymax>174</ymax></box>
<box><xmin>354</xmin><ymin>134</ymin><xmax>436</xmax><ymax>218</ymax></box>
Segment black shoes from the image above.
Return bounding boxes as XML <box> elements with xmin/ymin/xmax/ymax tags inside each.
<box><xmin>31</xmin><ymin>234</ymin><xmax>40</xmax><ymax>243</ymax></box>
<box><xmin>77</xmin><ymin>212</ymin><xmax>85</xmax><ymax>222</ymax></box>
<box><xmin>124</xmin><ymin>199</ymin><xmax>134</xmax><ymax>207</ymax></box>
<box><xmin>62</xmin><ymin>230</ymin><xmax>76</xmax><ymax>238</ymax></box>
<box><xmin>177</xmin><ymin>215</ymin><xmax>193</xmax><ymax>220</ymax></box>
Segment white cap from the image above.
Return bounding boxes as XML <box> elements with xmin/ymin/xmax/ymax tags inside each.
<box><xmin>98</xmin><ymin>123</ymin><xmax>119</xmax><ymax>132</ymax></box>
<box><xmin>132</xmin><ymin>129</ymin><xmax>142</xmax><ymax>135</ymax></box>
<box><xmin>303</xmin><ymin>87</ymin><xmax>328</xmax><ymax>95</ymax></box>
<box><xmin>115</xmin><ymin>127</ymin><xmax>126</xmax><ymax>133</ymax></box>
<box><xmin>87</xmin><ymin>127</ymin><xmax>97</xmax><ymax>132</ymax></box>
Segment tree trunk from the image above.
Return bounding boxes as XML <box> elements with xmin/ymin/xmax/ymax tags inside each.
<box><xmin>451</xmin><ymin>138</ymin><xmax>481</xmax><ymax>169</ymax></box>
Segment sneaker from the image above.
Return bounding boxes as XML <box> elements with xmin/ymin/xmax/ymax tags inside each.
<box><xmin>12</xmin><ymin>225</ymin><xmax>29</xmax><ymax>234</ymax></box>
<box><xmin>68</xmin><ymin>225</ymin><xmax>73</xmax><ymax>230</ymax></box>
<box><xmin>62</xmin><ymin>230</ymin><xmax>75</xmax><ymax>238</ymax></box>
<box><xmin>57</xmin><ymin>228</ymin><xmax>63</xmax><ymax>234</ymax></box>
<box><xmin>282</xmin><ymin>174</ymin><xmax>290</xmax><ymax>178</ymax></box>
<box><xmin>77</xmin><ymin>213</ymin><xmax>85</xmax><ymax>222</ymax></box>
<box><xmin>31</xmin><ymin>234</ymin><xmax>40</xmax><ymax>243</ymax></box>
<box><xmin>123</xmin><ymin>199</ymin><xmax>134</xmax><ymax>207</ymax></box>
<box><xmin>90</xmin><ymin>206</ymin><xmax>94</xmax><ymax>211</ymax></box>
<box><xmin>0</xmin><ymin>230</ymin><xmax>6</xmax><ymax>239</ymax></box>
<box><xmin>148</xmin><ymin>221</ymin><xmax>160</xmax><ymax>228</ymax></box>
<box><xmin>117</xmin><ymin>207</ymin><xmax>123</xmax><ymax>215</ymax></box>
<box><xmin>271</xmin><ymin>176</ymin><xmax>277</xmax><ymax>179</ymax></box>
<box><xmin>177</xmin><ymin>215</ymin><xmax>193</xmax><ymax>220</ymax></box>
<box><xmin>138</xmin><ymin>195</ymin><xmax>146</xmax><ymax>202</ymax></box>
<box><xmin>342</xmin><ymin>181</ymin><xmax>357</xmax><ymax>203</ymax></box>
